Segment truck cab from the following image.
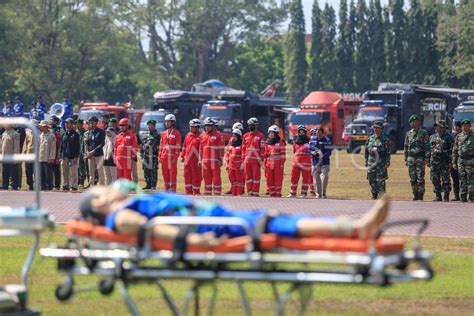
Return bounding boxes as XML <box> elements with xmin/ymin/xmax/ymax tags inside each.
<box><xmin>199</xmin><ymin>100</ymin><xmax>242</xmax><ymax>142</ymax></box>
<box><xmin>138</xmin><ymin>109</ymin><xmax>169</xmax><ymax>139</ymax></box>
<box><xmin>346</xmin><ymin>100</ymin><xmax>399</xmax><ymax>154</ymax></box>
<box><xmin>287</xmin><ymin>109</ymin><xmax>330</xmax><ymax>142</ymax></box>
<box><xmin>453</xmin><ymin>101</ymin><xmax>474</xmax><ymax>131</ymax></box>
<box><xmin>78</xmin><ymin>103</ymin><xmax>128</xmax><ymax>129</ymax></box>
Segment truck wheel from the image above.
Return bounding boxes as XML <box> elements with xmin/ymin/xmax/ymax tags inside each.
<box><xmin>389</xmin><ymin>134</ymin><xmax>397</xmax><ymax>155</ymax></box>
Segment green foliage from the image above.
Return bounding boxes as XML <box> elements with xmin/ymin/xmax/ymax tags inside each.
<box><xmin>319</xmin><ymin>3</ymin><xmax>337</xmax><ymax>91</ymax></box>
<box><xmin>335</xmin><ymin>0</ymin><xmax>354</xmax><ymax>92</ymax></box>
<box><xmin>284</xmin><ymin>0</ymin><xmax>307</xmax><ymax>104</ymax></box>
<box><xmin>368</xmin><ymin>0</ymin><xmax>385</xmax><ymax>86</ymax></box>
<box><xmin>354</xmin><ymin>0</ymin><xmax>372</xmax><ymax>91</ymax></box>
<box><xmin>307</xmin><ymin>0</ymin><xmax>323</xmax><ymax>92</ymax></box>
<box><xmin>387</xmin><ymin>0</ymin><xmax>406</xmax><ymax>82</ymax></box>
<box><xmin>437</xmin><ymin>0</ymin><xmax>474</xmax><ymax>88</ymax></box>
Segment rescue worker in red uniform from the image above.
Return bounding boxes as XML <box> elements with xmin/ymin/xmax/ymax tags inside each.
<box><xmin>199</xmin><ymin>118</ymin><xmax>224</xmax><ymax>195</ymax></box>
<box><xmin>159</xmin><ymin>114</ymin><xmax>181</xmax><ymax>192</ymax></box>
<box><xmin>264</xmin><ymin>125</ymin><xmax>286</xmax><ymax>197</ymax></box>
<box><xmin>225</xmin><ymin>129</ymin><xmax>244</xmax><ymax>196</ymax></box>
<box><xmin>180</xmin><ymin>119</ymin><xmax>202</xmax><ymax>195</ymax></box>
<box><xmin>114</xmin><ymin>118</ymin><xmax>139</xmax><ymax>181</ymax></box>
<box><xmin>242</xmin><ymin>117</ymin><xmax>265</xmax><ymax>196</ymax></box>
<box><xmin>224</xmin><ymin>122</ymin><xmax>245</xmax><ymax>195</ymax></box>
<box><xmin>288</xmin><ymin>125</ymin><xmax>312</xmax><ymax>198</ymax></box>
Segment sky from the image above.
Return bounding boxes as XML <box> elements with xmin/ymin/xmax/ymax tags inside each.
<box><xmin>301</xmin><ymin>0</ymin><xmax>389</xmax><ymax>32</ymax></box>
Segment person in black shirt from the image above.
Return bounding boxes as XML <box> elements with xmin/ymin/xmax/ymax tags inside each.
<box><xmin>84</xmin><ymin>116</ymin><xmax>105</xmax><ymax>186</ymax></box>
<box><xmin>60</xmin><ymin>118</ymin><xmax>81</xmax><ymax>191</ymax></box>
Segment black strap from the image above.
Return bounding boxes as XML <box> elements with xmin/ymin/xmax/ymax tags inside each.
<box><xmin>252</xmin><ymin>211</ymin><xmax>277</xmax><ymax>252</ymax></box>
<box><xmin>170</xmin><ymin>226</ymin><xmax>191</xmax><ymax>265</ymax></box>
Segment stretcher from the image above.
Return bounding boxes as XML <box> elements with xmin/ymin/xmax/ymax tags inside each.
<box><xmin>0</xmin><ymin>118</ymin><xmax>54</xmax><ymax>315</ymax></box>
<box><xmin>40</xmin><ymin>214</ymin><xmax>434</xmax><ymax>316</ymax></box>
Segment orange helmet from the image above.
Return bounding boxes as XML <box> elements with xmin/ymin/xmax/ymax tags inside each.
<box><xmin>119</xmin><ymin>118</ymin><xmax>129</xmax><ymax>126</ymax></box>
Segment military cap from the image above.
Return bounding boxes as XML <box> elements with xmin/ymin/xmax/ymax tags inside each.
<box><xmin>434</xmin><ymin>120</ymin><xmax>447</xmax><ymax>128</ymax></box>
<box><xmin>461</xmin><ymin>119</ymin><xmax>471</xmax><ymax>125</ymax></box>
<box><xmin>373</xmin><ymin>121</ymin><xmax>384</xmax><ymax>128</ymax></box>
<box><xmin>38</xmin><ymin>120</ymin><xmax>49</xmax><ymax>127</ymax></box>
<box><xmin>89</xmin><ymin>116</ymin><xmax>99</xmax><ymax>122</ymax></box>
<box><xmin>454</xmin><ymin>121</ymin><xmax>462</xmax><ymax>127</ymax></box>
<box><xmin>408</xmin><ymin>115</ymin><xmax>419</xmax><ymax>123</ymax></box>
<box><xmin>76</xmin><ymin>119</ymin><xmax>84</xmax><ymax>124</ymax></box>
<box><xmin>109</xmin><ymin>117</ymin><xmax>117</xmax><ymax>123</ymax></box>
<box><xmin>147</xmin><ymin>119</ymin><xmax>157</xmax><ymax>125</ymax></box>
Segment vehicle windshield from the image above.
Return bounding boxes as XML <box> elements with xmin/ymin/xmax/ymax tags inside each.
<box><xmin>288</xmin><ymin>112</ymin><xmax>322</xmax><ymax>125</ymax></box>
<box><xmin>78</xmin><ymin>110</ymin><xmax>104</xmax><ymax>121</ymax></box>
<box><xmin>454</xmin><ymin>108</ymin><xmax>474</xmax><ymax>122</ymax></box>
<box><xmin>140</xmin><ymin>112</ymin><xmax>166</xmax><ymax>132</ymax></box>
<box><xmin>357</xmin><ymin>106</ymin><xmax>386</xmax><ymax>118</ymax></box>
<box><xmin>200</xmin><ymin>104</ymin><xmax>238</xmax><ymax>127</ymax></box>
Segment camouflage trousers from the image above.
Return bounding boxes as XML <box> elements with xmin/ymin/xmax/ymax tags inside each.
<box><xmin>367</xmin><ymin>169</ymin><xmax>387</xmax><ymax>195</ymax></box>
<box><xmin>78</xmin><ymin>157</ymin><xmax>87</xmax><ymax>186</ymax></box>
<box><xmin>407</xmin><ymin>157</ymin><xmax>425</xmax><ymax>195</ymax></box>
<box><xmin>430</xmin><ymin>163</ymin><xmax>451</xmax><ymax>194</ymax></box>
<box><xmin>459</xmin><ymin>159</ymin><xmax>474</xmax><ymax>200</ymax></box>
<box><xmin>143</xmin><ymin>158</ymin><xmax>158</xmax><ymax>189</ymax></box>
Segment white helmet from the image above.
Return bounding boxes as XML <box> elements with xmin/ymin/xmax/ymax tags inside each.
<box><xmin>247</xmin><ymin>117</ymin><xmax>258</xmax><ymax>125</ymax></box>
<box><xmin>203</xmin><ymin>117</ymin><xmax>217</xmax><ymax>126</ymax></box>
<box><xmin>232</xmin><ymin>122</ymin><xmax>244</xmax><ymax>131</ymax></box>
<box><xmin>189</xmin><ymin>119</ymin><xmax>201</xmax><ymax>127</ymax></box>
<box><xmin>232</xmin><ymin>129</ymin><xmax>242</xmax><ymax>137</ymax></box>
<box><xmin>268</xmin><ymin>125</ymin><xmax>279</xmax><ymax>134</ymax></box>
<box><xmin>164</xmin><ymin>114</ymin><xmax>176</xmax><ymax>122</ymax></box>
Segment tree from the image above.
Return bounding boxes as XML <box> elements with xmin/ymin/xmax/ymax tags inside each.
<box><xmin>406</xmin><ymin>0</ymin><xmax>426</xmax><ymax>83</ymax></box>
<box><xmin>335</xmin><ymin>0</ymin><xmax>354</xmax><ymax>92</ymax></box>
<box><xmin>387</xmin><ymin>0</ymin><xmax>406</xmax><ymax>82</ymax></box>
<box><xmin>368</xmin><ymin>0</ymin><xmax>385</xmax><ymax>87</ymax></box>
<box><xmin>284</xmin><ymin>0</ymin><xmax>307</xmax><ymax>104</ymax></box>
<box><xmin>421</xmin><ymin>0</ymin><xmax>440</xmax><ymax>84</ymax></box>
<box><xmin>437</xmin><ymin>0</ymin><xmax>474</xmax><ymax>88</ymax></box>
<box><xmin>0</xmin><ymin>1</ymin><xmax>21</xmax><ymax>99</ymax></box>
<box><xmin>307</xmin><ymin>0</ymin><xmax>323</xmax><ymax>92</ymax></box>
<box><xmin>319</xmin><ymin>3</ymin><xmax>337</xmax><ymax>90</ymax></box>
<box><xmin>354</xmin><ymin>0</ymin><xmax>371</xmax><ymax>91</ymax></box>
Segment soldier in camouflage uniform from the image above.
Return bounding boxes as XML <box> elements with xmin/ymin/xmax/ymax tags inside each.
<box><xmin>450</xmin><ymin>121</ymin><xmax>462</xmax><ymax>201</ymax></box>
<box><xmin>404</xmin><ymin>115</ymin><xmax>430</xmax><ymax>201</ymax></box>
<box><xmin>75</xmin><ymin>119</ymin><xmax>87</xmax><ymax>188</ymax></box>
<box><xmin>427</xmin><ymin>120</ymin><xmax>453</xmax><ymax>202</ymax></box>
<box><xmin>140</xmin><ymin>119</ymin><xmax>160</xmax><ymax>190</ymax></box>
<box><xmin>365</xmin><ymin>121</ymin><xmax>391</xmax><ymax>199</ymax></box>
<box><xmin>452</xmin><ymin>119</ymin><xmax>474</xmax><ymax>202</ymax></box>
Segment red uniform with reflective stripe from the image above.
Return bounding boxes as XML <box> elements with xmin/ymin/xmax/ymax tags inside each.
<box><xmin>114</xmin><ymin>129</ymin><xmax>138</xmax><ymax>180</ymax></box>
<box><xmin>200</xmin><ymin>130</ymin><xmax>224</xmax><ymax>195</ymax></box>
<box><xmin>180</xmin><ymin>132</ymin><xmax>202</xmax><ymax>194</ymax></box>
<box><xmin>242</xmin><ymin>131</ymin><xmax>265</xmax><ymax>195</ymax></box>
<box><xmin>225</xmin><ymin>143</ymin><xmax>244</xmax><ymax>196</ymax></box>
<box><xmin>264</xmin><ymin>140</ymin><xmax>286</xmax><ymax>197</ymax></box>
<box><xmin>290</xmin><ymin>143</ymin><xmax>312</xmax><ymax>196</ymax></box>
<box><xmin>159</xmin><ymin>128</ymin><xmax>181</xmax><ymax>191</ymax></box>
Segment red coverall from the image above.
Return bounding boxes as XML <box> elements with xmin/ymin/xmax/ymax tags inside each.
<box><xmin>242</xmin><ymin>131</ymin><xmax>265</xmax><ymax>195</ymax></box>
<box><xmin>290</xmin><ymin>143</ymin><xmax>312</xmax><ymax>196</ymax></box>
<box><xmin>159</xmin><ymin>128</ymin><xmax>181</xmax><ymax>191</ymax></box>
<box><xmin>200</xmin><ymin>130</ymin><xmax>224</xmax><ymax>195</ymax></box>
<box><xmin>264</xmin><ymin>140</ymin><xmax>286</xmax><ymax>197</ymax></box>
<box><xmin>114</xmin><ymin>130</ymin><xmax>138</xmax><ymax>180</ymax></box>
<box><xmin>180</xmin><ymin>132</ymin><xmax>202</xmax><ymax>195</ymax></box>
<box><xmin>225</xmin><ymin>143</ymin><xmax>244</xmax><ymax>196</ymax></box>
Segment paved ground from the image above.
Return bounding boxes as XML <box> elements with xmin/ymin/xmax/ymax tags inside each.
<box><xmin>1</xmin><ymin>191</ymin><xmax>472</xmax><ymax>237</ymax></box>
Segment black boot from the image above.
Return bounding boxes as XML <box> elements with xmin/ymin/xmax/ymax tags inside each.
<box><xmin>460</xmin><ymin>194</ymin><xmax>468</xmax><ymax>202</ymax></box>
<box><xmin>418</xmin><ymin>193</ymin><xmax>424</xmax><ymax>201</ymax></box>
<box><xmin>413</xmin><ymin>192</ymin><xmax>419</xmax><ymax>201</ymax></box>
<box><xmin>433</xmin><ymin>193</ymin><xmax>442</xmax><ymax>202</ymax></box>
<box><xmin>372</xmin><ymin>192</ymin><xmax>378</xmax><ymax>200</ymax></box>
<box><xmin>443</xmin><ymin>192</ymin><xmax>449</xmax><ymax>202</ymax></box>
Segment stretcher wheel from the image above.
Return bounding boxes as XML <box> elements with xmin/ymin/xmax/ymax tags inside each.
<box><xmin>98</xmin><ymin>279</ymin><xmax>114</xmax><ymax>295</ymax></box>
<box><xmin>55</xmin><ymin>284</ymin><xmax>74</xmax><ymax>301</ymax></box>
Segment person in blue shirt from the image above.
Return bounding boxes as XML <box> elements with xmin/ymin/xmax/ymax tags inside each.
<box><xmin>13</xmin><ymin>96</ymin><xmax>24</xmax><ymax>117</ymax></box>
<box><xmin>34</xmin><ymin>95</ymin><xmax>46</xmax><ymax>121</ymax></box>
<box><xmin>2</xmin><ymin>100</ymin><xmax>15</xmax><ymax>117</ymax></box>
<box><xmin>61</xmin><ymin>95</ymin><xmax>74</xmax><ymax>129</ymax></box>
<box><xmin>309</xmin><ymin>128</ymin><xmax>333</xmax><ymax>199</ymax></box>
<box><xmin>79</xmin><ymin>180</ymin><xmax>390</xmax><ymax>248</ymax></box>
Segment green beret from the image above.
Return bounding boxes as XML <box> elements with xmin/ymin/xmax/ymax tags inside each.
<box><xmin>461</xmin><ymin>119</ymin><xmax>471</xmax><ymax>125</ymax></box>
<box><xmin>147</xmin><ymin>119</ymin><xmax>157</xmax><ymax>125</ymax></box>
<box><xmin>109</xmin><ymin>118</ymin><xmax>117</xmax><ymax>123</ymax></box>
<box><xmin>408</xmin><ymin>115</ymin><xmax>418</xmax><ymax>123</ymax></box>
<box><xmin>373</xmin><ymin>121</ymin><xmax>383</xmax><ymax>128</ymax></box>
<box><xmin>76</xmin><ymin>119</ymin><xmax>84</xmax><ymax>124</ymax></box>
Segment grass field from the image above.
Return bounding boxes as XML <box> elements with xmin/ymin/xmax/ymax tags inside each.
<box><xmin>136</xmin><ymin>150</ymin><xmax>442</xmax><ymax>201</ymax></box>
<box><xmin>1</xmin><ymin>229</ymin><xmax>473</xmax><ymax>315</ymax></box>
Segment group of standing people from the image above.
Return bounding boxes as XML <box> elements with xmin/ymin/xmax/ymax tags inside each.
<box><xmin>364</xmin><ymin>114</ymin><xmax>473</xmax><ymax>202</ymax></box>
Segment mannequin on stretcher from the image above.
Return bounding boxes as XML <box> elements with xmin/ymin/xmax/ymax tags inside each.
<box><xmin>79</xmin><ymin>180</ymin><xmax>390</xmax><ymax>248</ymax></box>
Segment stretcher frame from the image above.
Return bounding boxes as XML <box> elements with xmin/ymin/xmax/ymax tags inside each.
<box><xmin>40</xmin><ymin>215</ymin><xmax>433</xmax><ymax>316</ymax></box>
<box><xmin>0</xmin><ymin>118</ymin><xmax>54</xmax><ymax>316</ymax></box>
